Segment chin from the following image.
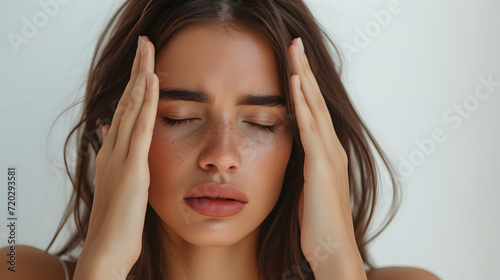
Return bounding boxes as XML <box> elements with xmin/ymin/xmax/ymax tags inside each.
<box><xmin>171</xmin><ymin>219</ymin><xmax>261</xmax><ymax>247</ymax></box>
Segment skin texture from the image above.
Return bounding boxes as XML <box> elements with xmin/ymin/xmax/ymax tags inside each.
<box><xmin>0</xmin><ymin>25</ymin><xmax>440</xmax><ymax>280</ymax></box>
<box><xmin>147</xmin><ymin>24</ymin><xmax>293</xmax><ymax>279</ymax></box>
<box><xmin>92</xmin><ymin>24</ymin><xmax>367</xmax><ymax>279</ymax></box>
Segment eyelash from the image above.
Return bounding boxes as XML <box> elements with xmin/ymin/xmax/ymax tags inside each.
<box><xmin>161</xmin><ymin>117</ymin><xmax>278</xmax><ymax>133</ymax></box>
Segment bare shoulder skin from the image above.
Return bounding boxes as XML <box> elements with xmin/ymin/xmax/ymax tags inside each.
<box><xmin>1</xmin><ymin>245</ymin><xmax>441</xmax><ymax>280</ymax></box>
<box><xmin>367</xmin><ymin>266</ymin><xmax>441</xmax><ymax>280</ymax></box>
<box><xmin>0</xmin><ymin>245</ymin><xmax>76</xmax><ymax>280</ymax></box>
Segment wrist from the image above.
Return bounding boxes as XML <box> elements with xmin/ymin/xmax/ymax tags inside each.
<box><xmin>74</xmin><ymin>241</ymin><xmax>135</xmax><ymax>280</ymax></box>
<box><xmin>74</xmin><ymin>253</ymin><xmax>134</xmax><ymax>280</ymax></box>
<box><xmin>309</xmin><ymin>246</ymin><xmax>367</xmax><ymax>280</ymax></box>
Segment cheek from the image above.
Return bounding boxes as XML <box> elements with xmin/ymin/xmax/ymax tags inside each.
<box><xmin>148</xmin><ymin>127</ymin><xmax>201</xmax><ymax>218</ymax></box>
<box><xmin>246</xmin><ymin>128</ymin><xmax>292</xmax><ymax>170</ymax></box>
<box><xmin>148</xmin><ymin>125</ymin><xmax>200</xmax><ymax>168</ymax></box>
<box><xmin>236</xmin><ymin>127</ymin><xmax>289</xmax><ymax>165</ymax></box>
<box><xmin>249</xmin><ymin>132</ymin><xmax>293</xmax><ymax>204</ymax></box>
<box><xmin>147</xmin><ymin>126</ymin><xmax>194</xmax><ymax>196</ymax></box>
<box><xmin>148</xmin><ymin>136</ymin><xmax>179</xmax><ymax>173</ymax></box>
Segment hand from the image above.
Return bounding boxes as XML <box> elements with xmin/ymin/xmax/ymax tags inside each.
<box><xmin>288</xmin><ymin>37</ymin><xmax>363</xmax><ymax>273</ymax></box>
<box><xmin>81</xmin><ymin>36</ymin><xmax>159</xmax><ymax>268</ymax></box>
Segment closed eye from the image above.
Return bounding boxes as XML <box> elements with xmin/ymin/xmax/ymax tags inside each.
<box><xmin>161</xmin><ymin>117</ymin><xmax>197</xmax><ymax>126</ymax></box>
<box><xmin>243</xmin><ymin>122</ymin><xmax>278</xmax><ymax>133</ymax></box>
<box><xmin>161</xmin><ymin>117</ymin><xmax>278</xmax><ymax>133</ymax></box>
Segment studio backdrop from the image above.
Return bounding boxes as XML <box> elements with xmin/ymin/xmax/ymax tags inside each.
<box><xmin>1</xmin><ymin>1</ymin><xmax>499</xmax><ymax>279</ymax></box>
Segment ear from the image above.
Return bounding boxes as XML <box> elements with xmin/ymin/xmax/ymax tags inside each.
<box><xmin>102</xmin><ymin>124</ymin><xmax>110</xmax><ymax>143</ymax></box>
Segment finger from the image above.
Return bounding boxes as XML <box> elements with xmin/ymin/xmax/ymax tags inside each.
<box><xmin>100</xmin><ymin>36</ymin><xmax>144</xmax><ymax>158</ymax></box>
<box><xmin>128</xmin><ymin>73</ymin><xmax>159</xmax><ymax>163</ymax></box>
<box><xmin>114</xmin><ymin>36</ymin><xmax>156</xmax><ymax>161</ymax></box>
<box><xmin>290</xmin><ymin>38</ymin><xmax>320</xmax><ymax>94</ymax></box>
<box><xmin>290</xmin><ymin>73</ymin><xmax>325</xmax><ymax>163</ymax></box>
<box><xmin>290</xmin><ymin>39</ymin><xmax>332</xmax><ymax>138</ymax></box>
<box><xmin>289</xmin><ymin>38</ymin><xmax>344</xmax><ymax>165</ymax></box>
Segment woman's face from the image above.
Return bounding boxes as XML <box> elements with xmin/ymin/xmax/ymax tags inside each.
<box><xmin>148</xmin><ymin>24</ymin><xmax>293</xmax><ymax>247</ymax></box>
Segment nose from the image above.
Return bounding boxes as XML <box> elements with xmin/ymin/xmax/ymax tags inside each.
<box><xmin>198</xmin><ymin>119</ymin><xmax>242</xmax><ymax>175</ymax></box>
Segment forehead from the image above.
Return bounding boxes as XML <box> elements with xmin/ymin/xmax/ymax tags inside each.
<box><xmin>155</xmin><ymin>24</ymin><xmax>281</xmax><ymax>97</ymax></box>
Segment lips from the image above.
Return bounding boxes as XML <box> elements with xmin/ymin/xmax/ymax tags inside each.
<box><xmin>184</xmin><ymin>182</ymin><xmax>249</xmax><ymax>203</ymax></box>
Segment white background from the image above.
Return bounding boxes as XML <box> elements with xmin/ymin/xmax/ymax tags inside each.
<box><xmin>1</xmin><ymin>0</ymin><xmax>499</xmax><ymax>279</ymax></box>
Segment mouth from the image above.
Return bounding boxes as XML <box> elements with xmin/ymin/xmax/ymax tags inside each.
<box><xmin>184</xmin><ymin>182</ymin><xmax>249</xmax><ymax>203</ymax></box>
<box><xmin>186</xmin><ymin>196</ymin><xmax>236</xmax><ymax>201</ymax></box>
<box><xmin>184</xmin><ymin>197</ymin><xmax>246</xmax><ymax>217</ymax></box>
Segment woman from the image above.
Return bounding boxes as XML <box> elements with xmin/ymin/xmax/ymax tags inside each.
<box><xmin>1</xmin><ymin>0</ymin><xmax>440</xmax><ymax>279</ymax></box>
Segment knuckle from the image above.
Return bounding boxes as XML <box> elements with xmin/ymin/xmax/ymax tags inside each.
<box><xmin>122</xmin><ymin>100</ymin><xmax>132</xmax><ymax>113</ymax></box>
<box><xmin>123</xmin><ymin>97</ymin><xmax>136</xmax><ymax>112</ymax></box>
<box><xmin>130</xmin><ymin>88</ymin><xmax>144</xmax><ymax>103</ymax></box>
<box><xmin>310</xmin><ymin>121</ymin><xmax>320</xmax><ymax>135</ymax></box>
<box><xmin>132</xmin><ymin>121</ymin><xmax>151</xmax><ymax>135</ymax></box>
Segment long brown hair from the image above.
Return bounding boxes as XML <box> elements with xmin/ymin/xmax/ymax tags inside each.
<box><xmin>46</xmin><ymin>0</ymin><xmax>402</xmax><ymax>279</ymax></box>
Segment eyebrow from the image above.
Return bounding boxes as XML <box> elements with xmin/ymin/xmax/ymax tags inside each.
<box><xmin>159</xmin><ymin>88</ymin><xmax>285</xmax><ymax>107</ymax></box>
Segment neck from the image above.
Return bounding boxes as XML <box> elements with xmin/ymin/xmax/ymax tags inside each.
<box><xmin>161</xmin><ymin>224</ymin><xmax>261</xmax><ymax>280</ymax></box>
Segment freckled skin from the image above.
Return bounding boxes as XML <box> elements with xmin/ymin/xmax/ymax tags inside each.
<box><xmin>146</xmin><ymin>23</ymin><xmax>293</xmax><ymax>277</ymax></box>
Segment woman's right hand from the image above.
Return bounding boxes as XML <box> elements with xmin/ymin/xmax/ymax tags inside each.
<box><xmin>75</xmin><ymin>35</ymin><xmax>159</xmax><ymax>276</ymax></box>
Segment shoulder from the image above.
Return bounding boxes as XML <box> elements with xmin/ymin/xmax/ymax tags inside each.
<box><xmin>366</xmin><ymin>266</ymin><xmax>441</xmax><ymax>280</ymax></box>
<box><xmin>0</xmin><ymin>244</ymin><xmax>77</xmax><ymax>280</ymax></box>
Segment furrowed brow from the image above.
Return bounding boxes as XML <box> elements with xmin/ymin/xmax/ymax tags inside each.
<box><xmin>236</xmin><ymin>94</ymin><xmax>285</xmax><ymax>107</ymax></box>
<box><xmin>159</xmin><ymin>89</ymin><xmax>285</xmax><ymax>107</ymax></box>
<box><xmin>159</xmin><ymin>89</ymin><xmax>213</xmax><ymax>103</ymax></box>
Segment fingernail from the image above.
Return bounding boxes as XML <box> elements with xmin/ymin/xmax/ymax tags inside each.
<box><xmin>298</xmin><ymin>37</ymin><xmax>304</xmax><ymax>55</ymax></box>
<box><xmin>138</xmin><ymin>35</ymin><xmax>143</xmax><ymax>53</ymax></box>
<box><xmin>295</xmin><ymin>74</ymin><xmax>301</xmax><ymax>89</ymax></box>
<box><xmin>146</xmin><ymin>74</ymin><xmax>152</xmax><ymax>88</ymax></box>
<box><xmin>140</xmin><ymin>36</ymin><xmax>147</xmax><ymax>56</ymax></box>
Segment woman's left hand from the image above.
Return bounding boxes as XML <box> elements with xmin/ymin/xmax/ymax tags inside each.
<box><xmin>288</xmin><ymin>37</ymin><xmax>366</xmax><ymax>277</ymax></box>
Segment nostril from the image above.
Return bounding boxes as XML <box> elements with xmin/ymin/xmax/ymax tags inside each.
<box><xmin>206</xmin><ymin>164</ymin><xmax>218</xmax><ymax>172</ymax></box>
